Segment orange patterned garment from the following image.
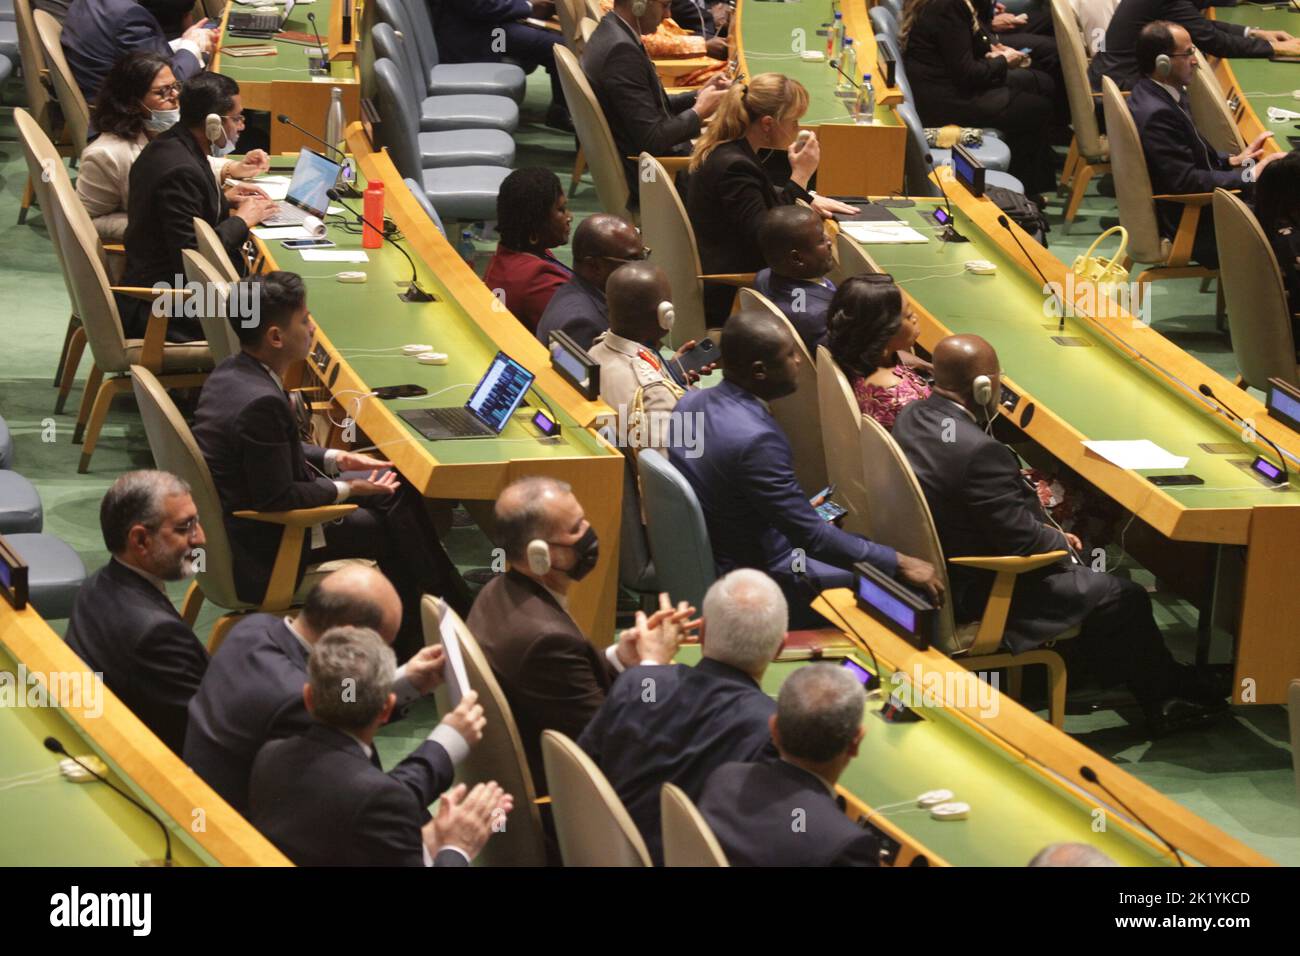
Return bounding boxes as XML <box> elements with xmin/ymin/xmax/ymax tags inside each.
<box><xmin>597</xmin><ymin>0</ymin><xmax>705</xmax><ymax>56</ymax></box>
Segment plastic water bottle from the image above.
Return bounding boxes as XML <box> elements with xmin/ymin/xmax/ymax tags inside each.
<box><xmin>854</xmin><ymin>73</ymin><xmax>875</xmax><ymax>125</ymax></box>
<box><xmin>839</xmin><ymin>38</ymin><xmax>857</xmax><ymax>93</ymax></box>
<box><xmin>832</xmin><ymin>11</ymin><xmax>845</xmax><ymax>60</ymax></box>
<box><xmin>362</xmin><ymin>179</ymin><xmax>385</xmax><ymax>249</ymax></box>
<box><xmin>458</xmin><ymin>230</ymin><xmax>477</xmax><ymax>267</ymax></box>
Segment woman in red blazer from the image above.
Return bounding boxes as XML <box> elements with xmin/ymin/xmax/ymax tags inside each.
<box><xmin>483</xmin><ymin>168</ymin><xmax>574</xmax><ymax>333</ymax></box>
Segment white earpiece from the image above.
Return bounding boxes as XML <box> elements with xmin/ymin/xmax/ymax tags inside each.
<box><xmin>205</xmin><ymin>113</ymin><xmax>224</xmax><ymax>144</ymax></box>
<box><xmin>526</xmin><ymin>539</ymin><xmax>552</xmax><ymax>576</ymax></box>
<box><xmin>657</xmin><ymin>300</ymin><xmax>676</xmax><ymax>332</ymax></box>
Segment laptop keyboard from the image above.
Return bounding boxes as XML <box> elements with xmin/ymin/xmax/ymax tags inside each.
<box><xmin>423</xmin><ymin>407</ymin><xmax>488</xmax><ymax>433</ymax></box>
<box><xmin>263</xmin><ymin>202</ymin><xmax>310</xmax><ymax>227</ymax></box>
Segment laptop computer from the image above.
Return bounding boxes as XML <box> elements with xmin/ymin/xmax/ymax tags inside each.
<box><xmin>228</xmin><ymin>0</ymin><xmax>295</xmax><ymax>37</ymax></box>
<box><xmin>261</xmin><ymin>148</ymin><xmax>341</xmax><ymax>226</ymax></box>
<box><xmin>398</xmin><ymin>352</ymin><xmax>536</xmax><ymax>440</ymax></box>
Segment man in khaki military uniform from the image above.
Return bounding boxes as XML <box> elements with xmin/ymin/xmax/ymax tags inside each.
<box><xmin>589</xmin><ymin>262</ymin><xmax>710</xmax><ymax>457</ymax></box>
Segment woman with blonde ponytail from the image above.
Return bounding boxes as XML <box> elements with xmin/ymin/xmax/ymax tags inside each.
<box><xmin>686</xmin><ymin>72</ymin><xmax>858</xmax><ymax>324</ymax></box>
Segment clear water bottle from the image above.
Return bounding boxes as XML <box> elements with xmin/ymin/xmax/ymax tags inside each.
<box><xmin>839</xmin><ymin>38</ymin><xmax>857</xmax><ymax>93</ymax></box>
<box><xmin>324</xmin><ymin>86</ymin><xmax>346</xmax><ymax>157</ymax></box>
<box><xmin>832</xmin><ymin>11</ymin><xmax>845</xmax><ymax>60</ymax></box>
<box><xmin>458</xmin><ymin>230</ymin><xmax>477</xmax><ymax>267</ymax></box>
<box><xmin>854</xmin><ymin>73</ymin><xmax>875</xmax><ymax>125</ymax></box>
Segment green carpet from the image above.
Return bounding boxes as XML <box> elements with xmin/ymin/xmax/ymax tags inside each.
<box><xmin>1</xmin><ymin>70</ymin><xmax>1296</xmax><ymax>864</ymax></box>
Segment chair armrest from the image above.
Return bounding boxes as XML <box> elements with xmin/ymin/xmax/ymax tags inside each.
<box><xmin>629</xmin><ymin>154</ymin><xmax>693</xmax><ymax>174</ymax></box>
<box><xmin>1151</xmin><ymin>192</ymin><xmax>1217</xmax><ymax>205</ymax></box>
<box><xmin>949</xmin><ymin>551</ymin><xmax>1068</xmax><ymax>573</ymax></box>
<box><xmin>698</xmin><ymin>272</ymin><xmax>757</xmax><ymax>286</ymax></box>
<box><xmin>102</xmin><ymin>243</ymin><xmax>126</xmax><ymax>256</ymax></box>
<box><xmin>233</xmin><ymin>504</ymin><xmax>358</xmax><ymax>527</ymax></box>
<box><xmin>1090</xmin><ymin>90</ymin><xmax>1131</xmax><ymax>99</ymax></box>
<box><xmin>110</xmin><ymin>285</ymin><xmax>178</xmax><ymax>301</ymax></box>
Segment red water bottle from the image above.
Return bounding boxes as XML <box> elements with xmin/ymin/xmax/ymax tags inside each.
<box><xmin>363</xmin><ymin>179</ymin><xmax>384</xmax><ymax>249</ymax></box>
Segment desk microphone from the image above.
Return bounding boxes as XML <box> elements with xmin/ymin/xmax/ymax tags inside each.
<box><xmin>327</xmin><ymin>188</ymin><xmax>436</xmax><ymax>302</ymax></box>
<box><xmin>276</xmin><ymin>114</ymin><xmax>360</xmax><ymax>198</ymax></box>
<box><xmin>1197</xmin><ymin>383</ymin><xmax>1290</xmax><ymax>482</ymax></box>
<box><xmin>827</xmin><ymin>58</ymin><xmax>861</xmax><ymax>90</ymax></box>
<box><xmin>306</xmin><ymin>11</ymin><xmax>329</xmax><ymax>70</ymax></box>
<box><xmin>997</xmin><ymin>214</ymin><xmax>1065</xmax><ymax>330</ymax></box>
<box><xmin>44</xmin><ymin>736</ymin><xmax>174</xmax><ymax>866</ymax></box>
<box><xmin>1079</xmin><ymin>765</ymin><xmax>1185</xmax><ymax>867</ymax></box>
<box><xmin>925</xmin><ymin>154</ymin><xmax>968</xmax><ymax>243</ymax></box>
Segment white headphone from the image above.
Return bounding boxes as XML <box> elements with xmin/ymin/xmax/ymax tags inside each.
<box><xmin>972</xmin><ymin>374</ymin><xmax>993</xmax><ymax>409</ymax></box>
<box><xmin>1154</xmin><ymin>53</ymin><xmax>1172</xmax><ymax>79</ymax></box>
<box><xmin>526</xmin><ymin>539</ymin><xmax>552</xmax><ymax>576</ymax></box>
<box><xmin>631</xmin><ymin>0</ymin><xmax>648</xmax><ymax>15</ymax></box>
<box><xmin>205</xmin><ymin>113</ymin><xmax>224</xmax><ymax>144</ymax></box>
<box><xmin>657</xmin><ymin>300</ymin><xmax>676</xmax><ymax>332</ymax></box>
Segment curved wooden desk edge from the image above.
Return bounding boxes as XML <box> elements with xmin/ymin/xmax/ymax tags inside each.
<box><xmin>0</xmin><ymin>602</ymin><xmax>291</xmax><ymax>866</ymax></box>
<box><xmin>813</xmin><ymin>589</ymin><xmax>1276</xmax><ymax>867</ymax></box>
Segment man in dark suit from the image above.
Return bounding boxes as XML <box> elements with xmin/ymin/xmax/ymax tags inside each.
<box><xmin>249</xmin><ymin>626</ymin><xmax>509</xmax><ymax>865</ymax></box>
<box><xmin>669</xmin><ymin>0</ymin><xmax>729</xmax><ymax>40</ymax></box>
<box><xmin>754</xmin><ymin>205</ymin><xmax>838</xmax><ymax>355</ymax></box>
<box><xmin>467</xmin><ymin>476</ymin><xmax>692</xmax><ymax>792</ymax></box>
<box><xmin>579</xmin><ymin>569</ymin><xmax>785</xmax><ymax>864</ymax></box>
<box><xmin>1090</xmin><ymin>0</ymin><xmax>1297</xmax><ymax>91</ymax></box>
<box><xmin>1121</xmin><ymin>21</ymin><xmax>1281</xmax><ymax>269</ymax></box>
<box><xmin>65</xmin><ymin>471</ymin><xmax>209</xmax><ymax>753</ymax></box>
<box><xmin>698</xmin><ymin>663</ymin><xmax>879</xmax><ymax>866</ymax></box>
<box><xmin>433</xmin><ymin>0</ymin><xmax>570</xmax><ymax>129</ymax></box>
<box><xmin>582</xmin><ymin>0</ymin><xmax>730</xmax><ymax>199</ymax></box>
<box><xmin>62</xmin><ymin>0</ymin><xmax>214</xmax><ymax>104</ymax></box>
<box><xmin>668</xmin><ymin>309</ymin><xmax>943</xmax><ymax>627</ymax></box>
<box><xmin>184</xmin><ymin>565</ymin><xmax>449</xmax><ymax>814</ymax></box>
<box><xmin>535</xmin><ymin>213</ymin><xmax>645</xmax><ymax>351</ymax></box>
<box><xmin>191</xmin><ymin>271</ymin><xmax>469</xmax><ymax>660</ymax></box>
<box><xmin>891</xmin><ymin>334</ymin><xmax>1228</xmax><ymax>734</ymax></box>
<box><xmin>118</xmin><ymin>71</ymin><xmax>277</xmax><ymax>340</ymax></box>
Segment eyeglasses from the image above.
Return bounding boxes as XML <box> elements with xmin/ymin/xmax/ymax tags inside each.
<box><xmin>148</xmin><ymin>82</ymin><xmax>182</xmax><ymax>98</ymax></box>
<box><xmin>585</xmin><ymin>247</ymin><xmax>652</xmax><ymax>264</ymax></box>
<box><xmin>1168</xmin><ymin>47</ymin><xmax>1198</xmax><ymax>59</ymax></box>
<box><xmin>157</xmin><ymin>516</ymin><xmax>200</xmax><ymax>536</ymax></box>
<box><xmin>224</xmin><ymin>113</ymin><xmax>247</xmax><ymax>128</ymax></box>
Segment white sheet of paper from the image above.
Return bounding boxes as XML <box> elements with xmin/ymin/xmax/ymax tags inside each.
<box><xmin>840</xmin><ymin>221</ymin><xmax>930</xmax><ymax>244</ymax></box>
<box><xmin>299</xmin><ymin>249</ymin><xmax>370</xmax><ymax>262</ymax></box>
<box><xmin>1082</xmin><ymin>440</ymin><xmax>1189</xmax><ymax>470</ymax></box>
<box><xmin>251</xmin><ymin>225</ymin><xmax>313</xmax><ymax>239</ymax></box>
<box><xmin>436</xmin><ymin>599</ymin><xmax>472</xmax><ymax>708</ymax></box>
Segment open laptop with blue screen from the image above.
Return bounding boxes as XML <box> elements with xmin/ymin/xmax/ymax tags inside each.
<box><xmin>398</xmin><ymin>352</ymin><xmax>536</xmax><ymax>440</ymax></box>
<box><xmin>262</xmin><ymin>148</ymin><xmax>340</xmax><ymax>226</ymax></box>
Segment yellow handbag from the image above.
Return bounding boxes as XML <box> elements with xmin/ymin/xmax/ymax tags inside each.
<box><xmin>1070</xmin><ymin>225</ymin><xmax>1130</xmax><ymax>294</ymax></box>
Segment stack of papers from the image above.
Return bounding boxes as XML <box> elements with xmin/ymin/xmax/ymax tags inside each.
<box><xmin>1081</xmin><ymin>440</ymin><xmax>1189</xmax><ymax>470</ymax></box>
<box><xmin>840</xmin><ymin>221</ymin><xmax>930</xmax><ymax>245</ymax></box>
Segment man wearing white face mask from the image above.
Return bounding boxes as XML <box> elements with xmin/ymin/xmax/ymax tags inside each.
<box><xmin>66</xmin><ymin>471</ymin><xmax>212</xmax><ymax>754</ymax></box>
<box><xmin>117</xmin><ymin>71</ymin><xmax>279</xmax><ymax>342</ymax></box>
<box><xmin>77</xmin><ymin>52</ymin><xmax>271</xmax><ymax>242</ymax></box>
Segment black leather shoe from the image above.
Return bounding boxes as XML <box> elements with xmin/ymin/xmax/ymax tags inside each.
<box><xmin>545</xmin><ymin>104</ymin><xmax>575</xmax><ymax>133</ymax></box>
<box><xmin>1146</xmin><ymin>696</ymin><xmax>1230</xmax><ymax>737</ymax></box>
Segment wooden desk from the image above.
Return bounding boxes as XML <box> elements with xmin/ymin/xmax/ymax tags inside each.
<box><xmin>843</xmin><ymin>176</ymin><xmax>1300</xmax><ymax>705</ymax></box>
<box><xmin>0</xmin><ymin>602</ymin><xmax>289</xmax><ymax>865</ymax></box>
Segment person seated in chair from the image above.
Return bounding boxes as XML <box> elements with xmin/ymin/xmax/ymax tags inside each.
<box><xmin>753</xmin><ymin>205</ymin><xmax>838</xmax><ymax>355</ymax></box>
<box><xmin>667</xmin><ymin>308</ymin><xmax>943</xmax><ymax>627</ymax></box>
<box><xmin>483</xmin><ymin>168</ymin><xmax>573</xmax><ymax>334</ymax></box>
<box><xmin>535</xmin><ymin>213</ymin><xmax>645</xmax><ymax>351</ymax></box>
<box><xmin>890</xmin><ymin>333</ymin><xmax>1229</xmax><ymax>735</ymax></box>
<box><xmin>1124</xmin><ymin>21</ymin><xmax>1282</xmax><ymax>269</ymax></box>
<box><xmin>579</xmin><ymin>569</ymin><xmax>786</xmax><ymax>865</ymax></box>
<box><xmin>697</xmin><ymin>662</ymin><xmax>880</xmax><ymax>867</ymax></box>
<box><xmin>116</xmin><ymin>71</ymin><xmax>278</xmax><ymax>341</ymax></box>
<box><xmin>65</xmin><ymin>470</ymin><xmax>209</xmax><ymax>753</ymax></box>
<box><xmin>248</xmin><ymin>626</ymin><xmax>510</xmax><ymax>866</ymax></box>
<box><xmin>1089</xmin><ymin>0</ymin><xmax>1300</xmax><ymax>92</ymax></box>
<box><xmin>467</xmin><ymin>476</ymin><xmax>695</xmax><ymax>792</ymax></box>
<box><xmin>1246</xmin><ymin>137</ymin><xmax>1300</xmax><ymax>341</ymax></box>
<box><xmin>582</xmin><ymin>0</ymin><xmax>731</xmax><ymax>202</ymax></box>
<box><xmin>184</xmin><ymin>565</ymin><xmax>449</xmax><ymax>815</ymax></box>
<box><xmin>62</xmin><ymin>0</ymin><xmax>215</xmax><ymax>107</ymax></box>
<box><xmin>191</xmin><ymin>271</ymin><xmax>469</xmax><ymax>661</ymax></box>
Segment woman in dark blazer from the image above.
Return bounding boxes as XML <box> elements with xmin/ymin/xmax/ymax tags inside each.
<box><xmin>685</xmin><ymin>73</ymin><xmax>856</xmax><ymax>325</ymax></box>
<box><xmin>900</xmin><ymin>0</ymin><xmax>1056</xmax><ymax>197</ymax></box>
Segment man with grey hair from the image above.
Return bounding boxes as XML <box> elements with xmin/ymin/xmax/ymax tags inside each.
<box><xmin>468</xmin><ymin>476</ymin><xmax>693</xmax><ymax>793</ymax></box>
<box><xmin>698</xmin><ymin>662</ymin><xmax>880</xmax><ymax>866</ymax></box>
<box><xmin>66</xmin><ymin>470</ymin><xmax>209</xmax><ymax>753</ymax></box>
<box><xmin>1028</xmin><ymin>842</ymin><xmax>1118</xmax><ymax>867</ymax></box>
<box><xmin>249</xmin><ymin>627</ymin><xmax>510</xmax><ymax>866</ymax></box>
<box><xmin>579</xmin><ymin>568</ymin><xmax>787</xmax><ymax>865</ymax></box>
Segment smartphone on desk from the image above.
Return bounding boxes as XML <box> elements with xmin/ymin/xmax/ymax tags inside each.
<box><xmin>281</xmin><ymin>238</ymin><xmax>335</xmax><ymax>249</ymax></box>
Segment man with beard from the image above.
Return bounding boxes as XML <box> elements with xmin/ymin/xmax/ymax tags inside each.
<box><xmin>66</xmin><ymin>470</ymin><xmax>210</xmax><ymax>752</ymax></box>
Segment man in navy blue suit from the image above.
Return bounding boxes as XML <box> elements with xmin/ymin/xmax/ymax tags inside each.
<box><xmin>184</xmin><ymin>564</ymin><xmax>449</xmax><ymax>815</ymax></box>
<box><xmin>433</xmin><ymin>0</ymin><xmax>570</xmax><ymax>129</ymax></box>
<box><xmin>579</xmin><ymin>569</ymin><xmax>786</xmax><ymax>864</ymax></box>
<box><xmin>62</xmin><ymin>0</ymin><xmax>213</xmax><ymax>104</ymax></box>
<box><xmin>753</xmin><ymin>205</ymin><xmax>838</xmax><ymax>356</ymax></box>
<box><xmin>668</xmin><ymin>308</ymin><xmax>943</xmax><ymax>626</ymax></box>
<box><xmin>1126</xmin><ymin>21</ymin><xmax>1282</xmax><ymax>269</ymax></box>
